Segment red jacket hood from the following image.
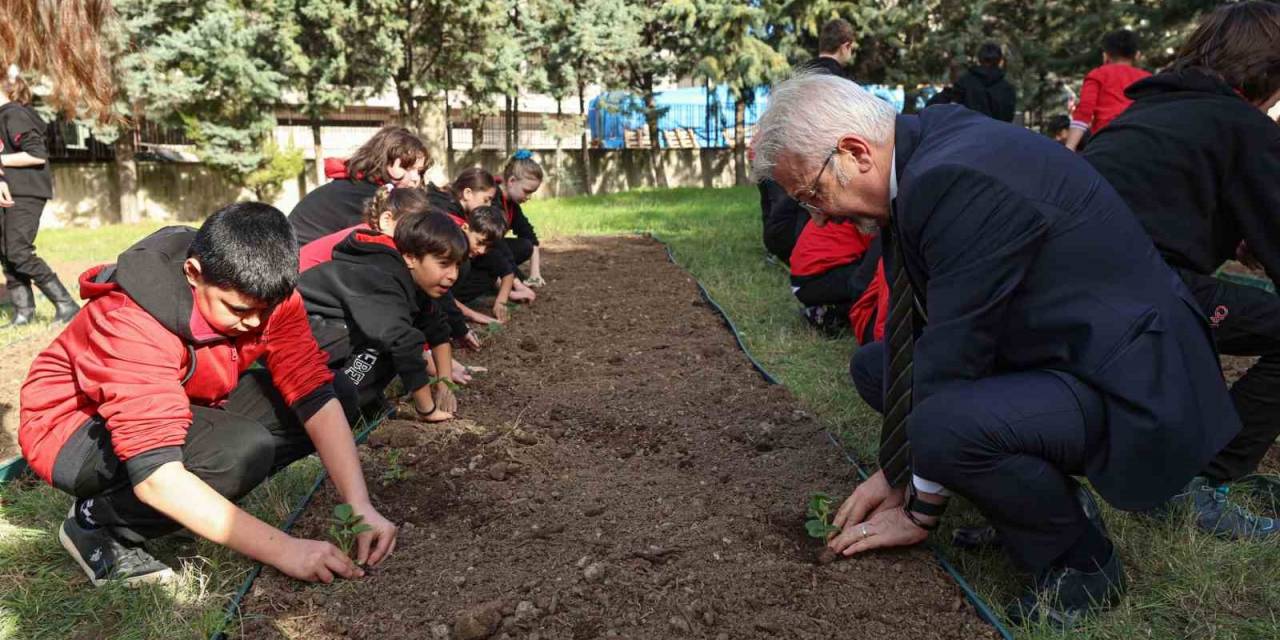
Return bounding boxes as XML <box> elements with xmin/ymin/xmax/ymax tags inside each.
<box><xmin>324</xmin><ymin>157</ymin><xmax>350</xmax><ymax>180</ymax></box>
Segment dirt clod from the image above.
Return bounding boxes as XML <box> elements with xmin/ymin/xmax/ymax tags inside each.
<box><xmin>487</xmin><ymin>462</ymin><xmax>509</xmax><ymax>481</ymax></box>
<box><xmin>816</xmin><ymin>547</ymin><xmax>839</xmax><ymax>565</ymax></box>
<box><xmin>453</xmin><ymin>601</ymin><xmax>503</xmax><ymax>640</ymax></box>
<box><xmin>583</xmin><ymin>562</ymin><xmax>608</xmax><ymax>584</ymax></box>
<box><xmin>511</xmin><ymin>431</ymin><xmax>539</xmax><ymax>446</ymax></box>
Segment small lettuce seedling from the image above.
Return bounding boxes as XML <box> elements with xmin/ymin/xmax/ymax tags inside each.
<box><xmin>805</xmin><ymin>492</ymin><xmax>840</xmax><ymax>540</ymax></box>
<box><xmin>427</xmin><ymin>375</ymin><xmax>461</xmax><ymax>391</ymax></box>
<box><xmin>329</xmin><ymin>503</ymin><xmax>373</xmax><ymax>557</ymax></box>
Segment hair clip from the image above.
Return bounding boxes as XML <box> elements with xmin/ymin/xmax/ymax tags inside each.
<box><xmin>6</xmin><ymin>65</ymin><xmax>18</xmax><ymax>82</ymax></box>
<box><xmin>513</xmin><ymin>149</ymin><xmax>533</xmax><ymax>161</ymax></box>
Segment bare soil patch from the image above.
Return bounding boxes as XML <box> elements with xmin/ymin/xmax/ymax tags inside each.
<box><xmin>236</xmin><ymin>236</ymin><xmax>994</xmax><ymax>640</ymax></box>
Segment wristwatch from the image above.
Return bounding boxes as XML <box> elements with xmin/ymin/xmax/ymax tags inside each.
<box><xmin>904</xmin><ymin>482</ymin><xmax>947</xmax><ymax>531</ymax></box>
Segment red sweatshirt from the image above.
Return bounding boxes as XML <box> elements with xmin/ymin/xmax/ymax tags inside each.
<box><xmin>1071</xmin><ymin>63</ymin><xmax>1151</xmax><ymax>134</ymax></box>
<box><xmin>20</xmin><ymin>227</ymin><xmax>333</xmax><ymax>484</ymax></box>
<box><xmin>789</xmin><ymin>220</ymin><xmax>874</xmax><ymax>278</ymax></box>
<box><xmin>848</xmin><ymin>261</ymin><xmax>889</xmax><ymax>345</ymax></box>
<box><xmin>300</xmin><ymin>223</ymin><xmax>371</xmax><ymax>272</ymax></box>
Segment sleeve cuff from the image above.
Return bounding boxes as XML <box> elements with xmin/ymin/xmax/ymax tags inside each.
<box><xmin>124</xmin><ymin>446</ymin><xmax>184</xmax><ymax>484</ymax></box>
<box><xmin>912</xmin><ymin>474</ymin><xmax>952</xmax><ymax>497</ymax></box>
<box><xmin>1069</xmin><ymin>120</ymin><xmax>1091</xmax><ymax>132</ymax></box>
<box><xmin>291</xmin><ymin>383</ymin><xmax>336</xmax><ymax>423</ymax></box>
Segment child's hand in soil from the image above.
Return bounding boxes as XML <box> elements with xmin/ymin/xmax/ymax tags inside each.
<box><xmin>493</xmin><ymin>303</ymin><xmax>510</xmax><ymax>323</ymax></box>
<box><xmin>276</xmin><ymin>537</ymin><xmax>364</xmax><ymax>583</ymax></box>
<box><xmin>525</xmin><ymin>274</ymin><xmax>546</xmax><ymax>287</ymax></box>
<box><xmin>350</xmin><ymin>503</ymin><xmax>398</xmax><ymax>567</ymax></box>
<box><xmin>461</xmin><ymin>330</ymin><xmax>483</xmax><ymax>351</ymax></box>
<box><xmin>434</xmin><ymin>381</ymin><xmax>458</xmax><ymax>413</ymax></box>
<box><xmin>451</xmin><ymin>359</ymin><xmax>474</xmax><ymax>385</ymax></box>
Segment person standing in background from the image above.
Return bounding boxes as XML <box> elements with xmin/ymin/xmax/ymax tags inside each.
<box><xmin>0</xmin><ymin>68</ymin><xmax>79</xmax><ymax>326</ymax></box>
<box><xmin>953</xmin><ymin>43</ymin><xmax>1018</xmax><ymax>122</ymax></box>
<box><xmin>1065</xmin><ymin>30</ymin><xmax>1151</xmax><ymax>152</ymax></box>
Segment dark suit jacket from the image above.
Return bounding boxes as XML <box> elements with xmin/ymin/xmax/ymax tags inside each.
<box><xmin>890</xmin><ymin>106</ymin><xmax>1239</xmax><ymax>510</ymax></box>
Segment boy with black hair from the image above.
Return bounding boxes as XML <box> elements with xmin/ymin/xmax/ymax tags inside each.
<box><xmin>1045</xmin><ymin>114</ymin><xmax>1072</xmax><ymax>144</ymax></box>
<box><xmin>1085</xmin><ymin>0</ymin><xmax>1280</xmax><ymax>540</ymax></box>
<box><xmin>300</xmin><ymin>211</ymin><xmax>470</xmax><ymax>423</ymax></box>
<box><xmin>954</xmin><ymin>42</ymin><xmax>1017</xmax><ymax>122</ymax></box>
<box><xmin>20</xmin><ymin>203</ymin><xmax>397</xmax><ymax>587</ymax></box>
<box><xmin>807</xmin><ymin>18</ymin><xmax>857</xmax><ymax>79</ymax></box>
<box><xmin>1065</xmin><ymin>29</ymin><xmax>1150</xmax><ymax>151</ymax></box>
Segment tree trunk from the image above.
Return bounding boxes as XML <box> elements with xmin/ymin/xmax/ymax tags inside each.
<box><xmin>513</xmin><ymin>94</ymin><xmax>521</xmax><ymax>154</ymax></box>
<box><xmin>504</xmin><ymin>95</ymin><xmax>513</xmax><ymax>156</ymax></box>
<box><xmin>115</xmin><ymin>129</ymin><xmax>141</xmax><ymax>224</ymax></box>
<box><xmin>554</xmin><ymin>99</ymin><xmax>563</xmax><ymax>198</ymax></box>
<box><xmin>445</xmin><ymin>91</ymin><xmax>455</xmax><ymax>179</ymax></box>
<box><xmin>578</xmin><ymin>82</ymin><xmax>592</xmax><ymax>196</ymax></box>
<box><xmin>643</xmin><ymin>75</ymin><xmax>667</xmax><ymax>188</ymax></box>
<box><xmin>733</xmin><ymin>98</ymin><xmax>747</xmax><ymax>185</ymax></box>
<box><xmin>311</xmin><ymin>118</ymin><xmax>325</xmax><ymax>187</ymax></box>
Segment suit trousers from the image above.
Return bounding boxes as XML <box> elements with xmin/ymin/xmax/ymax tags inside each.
<box><xmin>850</xmin><ymin>341</ymin><xmax>1108</xmax><ymax>571</ymax></box>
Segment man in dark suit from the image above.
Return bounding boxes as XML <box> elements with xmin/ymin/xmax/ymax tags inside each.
<box><xmin>751</xmin><ymin>73</ymin><xmax>1240</xmax><ymax>626</ymax></box>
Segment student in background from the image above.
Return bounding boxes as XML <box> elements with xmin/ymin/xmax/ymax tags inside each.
<box><xmin>1045</xmin><ymin>115</ymin><xmax>1072</xmax><ymax>145</ymax></box>
<box><xmin>1065</xmin><ymin>30</ymin><xmax>1151</xmax><ymax>152</ymax></box>
<box><xmin>789</xmin><ymin>220</ymin><xmax>880</xmax><ymax>337</ymax></box>
<box><xmin>0</xmin><ymin>69</ymin><xmax>79</xmax><ymax>325</ymax></box>
<box><xmin>429</xmin><ymin>168</ymin><xmax>530</xmax><ymax>323</ymax></box>
<box><xmin>494</xmin><ymin>150</ymin><xmax>546</xmax><ymax>288</ymax></box>
<box><xmin>20</xmin><ymin>204</ymin><xmax>396</xmax><ymax>587</ymax></box>
<box><xmin>300</xmin><ymin>206</ymin><xmax>469</xmax><ymax>424</ymax></box>
<box><xmin>1084</xmin><ymin>1</ymin><xmax>1280</xmax><ymax>540</ymax></box>
<box><xmin>954</xmin><ymin>43</ymin><xmax>1017</xmax><ymax>122</ymax></box>
<box><xmin>288</xmin><ymin>126</ymin><xmax>429</xmax><ymax>245</ymax></box>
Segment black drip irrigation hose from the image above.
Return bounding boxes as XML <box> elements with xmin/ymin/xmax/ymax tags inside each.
<box><xmin>209</xmin><ymin>410</ymin><xmax>389</xmax><ymax>640</ymax></box>
<box><xmin>650</xmin><ymin>232</ymin><xmax>1015</xmax><ymax>640</ymax></box>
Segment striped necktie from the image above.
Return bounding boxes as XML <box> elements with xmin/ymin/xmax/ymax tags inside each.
<box><xmin>878</xmin><ymin>221</ymin><xmax>917</xmax><ymax>487</ymax></box>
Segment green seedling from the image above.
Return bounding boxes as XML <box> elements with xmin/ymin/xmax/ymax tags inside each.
<box><xmin>328</xmin><ymin>503</ymin><xmax>373</xmax><ymax>558</ymax></box>
<box><xmin>484</xmin><ymin>321</ymin><xmax>505</xmax><ymax>337</ymax></box>
<box><xmin>805</xmin><ymin>492</ymin><xmax>840</xmax><ymax>540</ymax></box>
<box><xmin>380</xmin><ymin>449</ymin><xmax>409</xmax><ymax>487</ymax></box>
<box><xmin>427</xmin><ymin>375</ymin><xmax>461</xmax><ymax>391</ymax></box>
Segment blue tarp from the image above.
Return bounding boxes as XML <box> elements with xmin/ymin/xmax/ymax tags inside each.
<box><xmin>588</xmin><ymin>83</ymin><xmax>904</xmax><ymax>149</ymax></box>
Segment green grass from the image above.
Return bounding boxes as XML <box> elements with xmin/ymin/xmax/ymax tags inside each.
<box><xmin>1</xmin><ymin>187</ymin><xmax>1277</xmax><ymax>639</ymax></box>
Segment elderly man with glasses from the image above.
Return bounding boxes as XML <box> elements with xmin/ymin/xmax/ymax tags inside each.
<box><xmin>751</xmin><ymin>72</ymin><xmax>1241</xmax><ymax>627</ymax></box>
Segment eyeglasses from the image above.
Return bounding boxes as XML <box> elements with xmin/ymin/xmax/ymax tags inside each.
<box><xmin>794</xmin><ymin>148</ymin><xmax>837</xmax><ymax>216</ymax></box>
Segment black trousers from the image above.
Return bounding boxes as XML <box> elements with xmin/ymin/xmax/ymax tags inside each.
<box><xmin>791</xmin><ymin>262</ymin><xmax>861</xmax><ymax>307</ymax></box>
<box><xmin>504</xmin><ymin>237</ymin><xmax>534</xmax><ymax>270</ymax></box>
<box><xmin>51</xmin><ymin>370</ymin><xmax>357</xmax><ymax>544</ymax></box>
<box><xmin>454</xmin><ymin>251</ymin><xmax>507</xmax><ymax>303</ymax></box>
<box><xmin>1</xmin><ymin>196</ymin><xmax>57</xmax><ymax>288</ymax></box>
<box><xmin>1180</xmin><ymin>270</ymin><xmax>1280</xmax><ymax>481</ymax></box>
<box><xmin>309</xmin><ymin>316</ymin><xmax>399</xmax><ymax>411</ymax></box>
<box><xmin>851</xmin><ymin>341</ymin><xmax>1108</xmax><ymax>572</ymax></box>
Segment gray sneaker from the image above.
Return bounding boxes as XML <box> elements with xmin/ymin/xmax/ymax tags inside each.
<box><xmin>59</xmin><ymin>508</ymin><xmax>176</xmax><ymax>587</ymax></box>
<box><xmin>1165</xmin><ymin>476</ymin><xmax>1279</xmax><ymax>541</ymax></box>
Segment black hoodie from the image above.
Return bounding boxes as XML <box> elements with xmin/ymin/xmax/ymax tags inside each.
<box><xmin>954</xmin><ymin>66</ymin><xmax>1017</xmax><ymax>122</ymax></box>
<box><xmin>288</xmin><ymin>179</ymin><xmax>379</xmax><ymax>246</ymax></box>
<box><xmin>1085</xmin><ymin>69</ymin><xmax>1280</xmax><ymax>282</ymax></box>
<box><xmin>0</xmin><ymin>102</ymin><xmax>52</xmax><ymax>198</ymax></box>
<box><xmin>298</xmin><ymin>229</ymin><xmax>450</xmax><ymax>393</ymax></box>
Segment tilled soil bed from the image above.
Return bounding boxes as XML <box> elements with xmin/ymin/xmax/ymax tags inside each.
<box><xmin>238</xmin><ymin>236</ymin><xmax>996</xmax><ymax>640</ymax></box>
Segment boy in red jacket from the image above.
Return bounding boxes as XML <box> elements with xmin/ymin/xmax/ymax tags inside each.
<box><xmin>1065</xmin><ymin>29</ymin><xmax>1151</xmax><ymax>151</ymax></box>
<box><xmin>19</xmin><ymin>203</ymin><xmax>397</xmax><ymax>587</ymax></box>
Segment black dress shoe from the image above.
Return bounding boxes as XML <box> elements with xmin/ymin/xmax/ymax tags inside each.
<box><xmin>1006</xmin><ymin>545</ymin><xmax>1126</xmax><ymax>629</ymax></box>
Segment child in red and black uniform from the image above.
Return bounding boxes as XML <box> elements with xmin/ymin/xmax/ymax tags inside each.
<box><xmin>299</xmin><ymin>191</ymin><xmax>470</xmax><ymax>423</ymax></box>
<box><xmin>428</xmin><ymin>168</ymin><xmax>531</xmax><ymax>323</ymax></box>
<box><xmin>300</xmin><ymin>187</ymin><xmax>501</xmax><ymax>387</ymax></box>
<box><xmin>1064</xmin><ymin>29</ymin><xmax>1150</xmax><ymax>151</ymax></box>
<box><xmin>288</xmin><ymin>126</ymin><xmax>428</xmax><ymax>245</ymax></box>
<box><xmin>494</xmin><ymin>150</ymin><xmax>545</xmax><ymax>288</ymax></box>
<box><xmin>20</xmin><ymin>203</ymin><xmax>396</xmax><ymax>588</ymax></box>
<box><xmin>1</xmin><ymin>71</ymin><xmax>80</xmax><ymax>325</ymax></box>
<box><xmin>789</xmin><ymin>219</ymin><xmax>882</xmax><ymax>340</ymax></box>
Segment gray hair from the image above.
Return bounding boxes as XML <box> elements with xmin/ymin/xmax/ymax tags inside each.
<box><xmin>751</xmin><ymin>72</ymin><xmax>898</xmax><ymax>184</ymax></box>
